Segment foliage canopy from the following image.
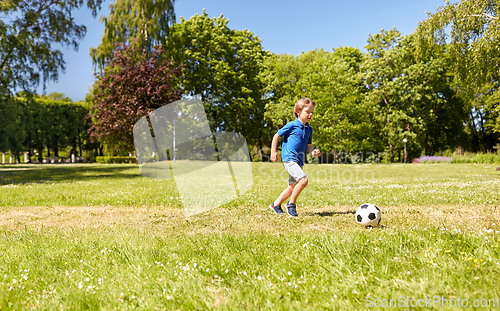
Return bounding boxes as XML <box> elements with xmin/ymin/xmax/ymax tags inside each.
<box><xmin>0</xmin><ymin>0</ymin><xmax>103</xmax><ymax>95</ymax></box>
<box><xmin>90</xmin><ymin>0</ymin><xmax>176</xmax><ymax>72</ymax></box>
<box><xmin>89</xmin><ymin>42</ymin><xmax>182</xmax><ymax>153</ymax></box>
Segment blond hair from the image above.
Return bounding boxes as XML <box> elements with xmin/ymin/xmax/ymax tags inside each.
<box><xmin>293</xmin><ymin>98</ymin><xmax>315</xmax><ymax>118</ymax></box>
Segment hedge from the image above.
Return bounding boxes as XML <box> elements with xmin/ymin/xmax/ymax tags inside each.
<box><xmin>413</xmin><ymin>156</ymin><xmax>453</xmax><ymax>163</ymax></box>
<box><xmin>452</xmin><ymin>153</ymin><xmax>500</xmax><ymax>164</ymax></box>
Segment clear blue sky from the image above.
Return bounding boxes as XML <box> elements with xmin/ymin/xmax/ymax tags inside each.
<box><xmin>37</xmin><ymin>0</ymin><xmax>449</xmax><ymax>102</ymax></box>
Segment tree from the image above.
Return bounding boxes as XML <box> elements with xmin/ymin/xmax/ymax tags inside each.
<box><xmin>164</xmin><ymin>11</ymin><xmax>269</xmax><ymax>158</ymax></box>
<box><xmin>0</xmin><ymin>96</ymin><xmax>25</xmax><ymax>156</ymax></box>
<box><xmin>1</xmin><ymin>91</ymin><xmax>99</xmax><ymax>163</ymax></box>
<box><xmin>362</xmin><ymin>29</ymin><xmax>468</xmax><ymax>160</ymax></box>
<box><xmin>483</xmin><ymin>83</ymin><xmax>500</xmax><ymax>136</ymax></box>
<box><xmin>21</xmin><ymin>98</ymin><xmax>43</xmax><ymax>162</ymax></box>
<box><xmin>262</xmin><ymin>49</ymin><xmax>372</xmax><ymax>162</ymax></box>
<box><xmin>12</xmin><ymin>94</ymin><xmax>91</xmax><ymax>162</ymax></box>
<box><xmin>261</xmin><ymin>53</ymin><xmax>302</xmax><ymax>128</ymax></box>
<box><xmin>415</xmin><ymin>0</ymin><xmax>500</xmax><ymax>135</ymax></box>
<box><xmin>39</xmin><ymin>92</ymin><xmax>72</xmax><ymax>102</ymax></box>
<box><xmin>466</xmin><ymin>82</ymin><xmax>500</xmax><ymax>152</ymax></box>
<box><xmin>65</xmin><ymin>101</ymin><xmax>92</xmax><ymax>158</ymax></box>
<box><xmin>495</xmin><ymin>96</ymin><xmax>500</xmax><ymax>134</ymax></box>
<box><xmin>90</xmin><ymin>0</ymin><xmax>176</xmax><ymax>72</ymax></box>
<box><xmin>89</xmin><ymin>42</ymin><xmax>182</xmax><ymax>153</ymax></box>
<box><xmin>362</xmin><ymin>29</ymin><xmax>411</xmax><ymax>162</ymax></box>
<box><xmin>0</xmin><ymin>0</ymin><xmax>103</xmax><ymax>95</ymax></box>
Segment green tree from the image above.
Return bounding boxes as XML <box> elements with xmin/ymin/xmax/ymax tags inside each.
<box><xmin>466</xmin><ymin>82</ymin><xmax>500</xmax><ymax>152</ymax></box>
<box><xmin>363</xmin><ymin>29</ymin><xmax>468</xmax><ymax>160</ymax></box>
<box><xmin>90</xmin><ymin>0</ymin><xmax>176</xmax><ymax>71</ymax></box>
<box><xmin>362</xmin><ymin>29</ymin><xmax>411</xmax><ymax>162</ymax></box>
<box><xmin>39</xmin><ymin>92</ymin><xmax>72</xmax><ymax>102</ymax></box>
<box><xmin>483</xmin><ymin>83</ymin><xmax>500</xmax><ymax>136</ymax></box>
<box><xmin>320</xmin><ymin>47</ymin><xmax>374</xmax><ymax>156</ymax></box>
<box><xmin>0</xmin><ymin>96</ymin><xmax>25</xmax><ymax>157</ymax></box>
<box><xmin>0</xmin><ymin>92</ymin><xmax>93</xmax><ymax>163</ymax></box>
<box><xmin>164</xmin><ymin>11</ymin><xmax>269</xmax><ymax>158</ymax></box>
<box><xmin>66</xmin><ymin>101</ymin><xmax>92</xmax><ymax>158</ymax></box>
<box><xmin>332</xmin><ymin>46</ymin><xmax>364</xmax><ymax>71</ymax></box>
<box><xmin>415</xmin><ymin>0</ymin><xmax>500</xmax><ymax>137</ymax></box>
<box><xmin>8</xmin><ymin>93</ymin><xmax>92</xmax><ymax>162</ymax></box>
<box><xmin>22</xmin><ymin>98</ymin><xmax>50</xmax><ymax>162</ymax></box>
<box><xmin>262</xmin><ymin>49</ymin><xmax>372</xmax><ymax>162</ymax></box>
<box><xmin>0</xmin><ymin>0</ymin><xmax>103</xmax><ymax>95</ymax></box>
<box><xmin>261</xmin><ymin>53</ymin><xmax>302</xmax><ymax>127</ymax></box>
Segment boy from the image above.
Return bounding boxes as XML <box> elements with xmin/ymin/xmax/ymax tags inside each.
<box><xmin>269</xmin><ymin>98</ymin><xmax>321</xmax><ymax>216</ymax></box>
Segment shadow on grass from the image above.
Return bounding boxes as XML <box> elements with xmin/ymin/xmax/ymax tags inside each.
<box><xmin>0</xmin><ymin>164</ymin><xmax>143</xmax><ymax>185</ymax></box>
<box><xmin>304</xmin><ymin>210</ymin><xmax>356</xmax><ymax>217</ymax></box>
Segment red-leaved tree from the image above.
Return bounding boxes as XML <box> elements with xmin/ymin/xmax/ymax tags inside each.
<box><xmin>89</xmin><ymin>42</ymin><xmax>182</xmax><ymax>153</ymax></box>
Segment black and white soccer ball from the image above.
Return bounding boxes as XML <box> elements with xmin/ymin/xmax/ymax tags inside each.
<box><xmin>355</xmin><ymin>203</ymin><xmax>381</xmax><ymax>228</ymax></box>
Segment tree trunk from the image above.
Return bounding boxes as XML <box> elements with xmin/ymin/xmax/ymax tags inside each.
<box><xmin>388</xmin><ymin>140</ymin><xmax>394</xmax><ymax>163</ymax></box>
<box><xmin>478</xmin><ymin>109</ymin><xmax>487</xmax><ymax>152</ymax></box>
<box><xmin>257</xmin><ymin>137</ymin><xmax>264</xmax><ymax>161</ymax></box>
<box><xmin>27</xmin><ymin>134</ymin><xmax>32</xmax><ymax>163</ymax></box>
<box><xmin>37</xmin><ymin>146</ymin><xmax>43</xmax><ymax>163</ymax></box>
<box><xmin>424</xmin><ymin>134</ymin><xmax>429</xmax><ymax>156</ymax></box>
<box><xmin>469</xmin><ymin>112</ymin><xmax>480</xmax><ymax>152</ymax></box>
<box><xmin>78</xmin><ymin>129</ymin><xmax>83</xmax><ymax>157</ymax></box>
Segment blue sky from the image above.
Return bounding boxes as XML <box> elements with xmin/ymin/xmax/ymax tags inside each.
<box><xmin>37</xmin><ymin>0</ymin><xmax>449</xmax><ymax>101</ymax></box>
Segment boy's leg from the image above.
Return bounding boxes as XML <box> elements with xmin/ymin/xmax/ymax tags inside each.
<box><xmin>288</xmin><ymin>177</ymin><xmax>308</xmax><ymax>204</ymax></box>
<box><xmin>274</xmin><ymin>183</ymin><xmax>295</xmax><ymax>207</ymax></box>
<box><xmin>281</xmin><ymin>161</ymin><xmax>307</xmax><ymax>216</ymax></box>
<box><xmin>282</xmin><ymin>161</ymin><xmax>307</xmax><ymax>205</ymax></box>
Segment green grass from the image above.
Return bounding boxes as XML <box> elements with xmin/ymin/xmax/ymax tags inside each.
<box><xmin>1</xmin><ymin>163</ymin><xmax>500</xmax><ymax>310</ymax></box>
<box><xmin>1</xmin><ymin>163</ymin><xmax>499</xmax><ymax>207</ymax></box>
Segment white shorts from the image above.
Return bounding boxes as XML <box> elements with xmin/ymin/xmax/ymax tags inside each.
<box><xmin>283</xmin><ymin>161</ymin><xmax>306</xmax><ymax>185</ymax></box>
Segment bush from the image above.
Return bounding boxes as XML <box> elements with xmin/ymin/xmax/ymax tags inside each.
<box><xmin>453</xmin><ymin>153</ymin><xmax>500</xmax><ymax>164</ymax></box>
<box><xmin>95</xmin><ymin>156</ymin><xmax>137</xmax><ymax>164</ymax></box>
<box><xmin>414</xmin><ymin>156</ymin><xmax>453</xmax><ymax>163</ymax></box>
<box><xmin>413</xmin><ymin>153</ymin><xmax>500</xmax><ymax>164</ymax></box>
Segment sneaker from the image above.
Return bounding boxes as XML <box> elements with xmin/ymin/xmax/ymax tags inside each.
<box><xmin>269</xmin><ymin>202</ymin><xmax>285</xmax><ymax>214</ymax></box>
<box><xmin>286</xmin><ymin>202</ymin><xmax>298</xmax><ymax>217</ymax></box>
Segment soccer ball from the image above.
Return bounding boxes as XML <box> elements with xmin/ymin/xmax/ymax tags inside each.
<box><xmin>355</xmin><ymin>203</ymin><xmax>381</xmax><ymax>228</ymax></box>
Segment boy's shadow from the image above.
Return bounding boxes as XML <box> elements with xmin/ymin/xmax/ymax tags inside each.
<box><xmin>303</xmin><ymin>211</ymin><xmax>355</xmax><ymax>217</ymax></box>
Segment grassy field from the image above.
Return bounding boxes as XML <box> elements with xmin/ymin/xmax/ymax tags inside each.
<box><xmin>0</xmin><ymin>163</ymin><xmax>499</xmax><ymax>310</ymax></box>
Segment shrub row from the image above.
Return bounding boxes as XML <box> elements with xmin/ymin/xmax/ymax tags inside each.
<box><xmin>95</xmin><ymin>156</ymin><xmax>137</xmax><ymax>164</ymax></box>
<box><xmin>412</xmin><ymin>153</ymin><xmax>500</xmax><ymax>164</ymax></box>
<box><xmin>452</xmin><ymin>153</ymin><xmax>500</xmax><ymax>164</ymax></box>
<box><xmin>413</xmin><ymin>156</ymin><xmax>453</xmax><ymax>163</ymax></box>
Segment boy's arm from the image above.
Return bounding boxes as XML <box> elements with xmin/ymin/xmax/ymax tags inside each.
<box><xmin>270</xmin><ymin>133</ymin><xmax>280</xmax><ymax>162</ymax></box>
<box><xmin>307</xmin><ymin>144</ymin><xmax>321</xmax><ymax>157</ymax></box>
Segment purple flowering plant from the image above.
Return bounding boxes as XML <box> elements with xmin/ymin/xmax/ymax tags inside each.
<box><xmin>413</xmin><ymin>156</ymin><xmax>453</xmax><ymax>163</ymax></box>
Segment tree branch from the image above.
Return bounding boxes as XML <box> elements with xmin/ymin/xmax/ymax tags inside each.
<box><xmin>0</xmin><ymin>0</ymin><xmax>53</xmax><ymax>70</ymax></box>
<box><xmin>465</xmin><ymin>13</ymin><xmax>498</xmax><ymax>20</ymax></box>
